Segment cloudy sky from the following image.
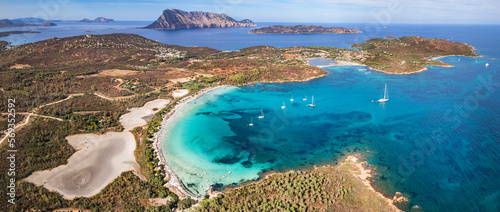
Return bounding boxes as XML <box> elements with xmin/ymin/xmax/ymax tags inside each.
<box><xmin>1</xmin><ymin>0</ymin><xmax>499</xmax><ymax>24</ymax></box>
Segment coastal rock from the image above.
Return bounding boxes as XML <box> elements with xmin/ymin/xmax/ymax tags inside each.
<box><xmin>80</xmin><ymin>17</ymin><xmax>115</xmax><ymax>23</ymax></box>
<box><xmin>41</xmin><ymin>22</ymin><xmax>57</xmax><ymax>26</ymax></box>
<box><xmin>144</xmin><ymin>9</ymin><xmax>256</xmax><ymax>30</ymax></box>
<box><xmin>249</xmin><ymin>25</ymin><xmax>362</xmax><ymax>34</ymax></box>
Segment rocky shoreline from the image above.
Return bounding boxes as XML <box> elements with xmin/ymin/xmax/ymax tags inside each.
<box><xmin>250</xmin><ymin>25</ymin><xmax>361</xmax><ymax>34</ymax></box>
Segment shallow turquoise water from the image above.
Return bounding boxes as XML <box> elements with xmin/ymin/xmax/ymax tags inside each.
<box><xmin>161</xmin><ymin>55</ymin><xmax>500</xmax><ymax>211</ymax></box>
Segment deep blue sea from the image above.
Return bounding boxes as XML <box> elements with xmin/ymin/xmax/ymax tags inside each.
<box><xmin>4</xmin><ymin>21</ymin><xmax>499</xmax><ymax>211</ymax></box>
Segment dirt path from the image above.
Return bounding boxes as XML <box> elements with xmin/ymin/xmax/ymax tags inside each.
<box><xmin>0</xmin><ymin>93</ymin><xmax>83</xmax><ymax>145</ymax></box>
<box><xmin>39</xmin><ymin>93</ymin><xmax>84</xmax><ymax>109</ymax></box>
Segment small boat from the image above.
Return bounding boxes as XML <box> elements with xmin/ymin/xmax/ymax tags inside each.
<box><xmin>303</xmin><ymin>95</ymin><xmax>307</xmax><ymax>101</ymax></box>
<box><xmin>281</xmin><ymin>101</ymin><xmax>286</xmax><ymax>109</ymax></box>
<box><xmin>486</xmin><ymin>63</ymin><xmax>489</xmax><ymax>67</ymax></box>
<box><xmin>228</xmin><ymin>171</ymin><xmax>231</xmax><ymax>174</ymax></box>
<box><xmin>217</xmin><ymin>179</ymin><xmax>221</xmax><ymax>182</ymax></box>
<box><xmin>290</xmin><ymin>95</ymin><xmax>294</xmax><ymax>102</ymax></box>
<box><xmin>249</xmin><ymin>118</ymin><xmax>254</xmax><ymax>126</ymax></box>
<box><xmin>258</xmin><ymin>108</ymin><xmax>264</xmax><ymax>119</ymax></box>
<box><xmin>307</xmin><ymin>95</ymin><xmax>315</xmax><ymax>107</ymax></box>
<box><xmin>222</xmin><ymin>175</ymin><xmax>226</xmax><ymax>178</ymax></box>
<box><xmin>377</xmin><ymin>83</ymin><xmax>389</xmax><ymax>102</ymax></box>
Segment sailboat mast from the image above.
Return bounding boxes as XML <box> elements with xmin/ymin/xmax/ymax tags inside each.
<box><xmin>384</xmin><ymin>84</ymin><xmax>388</xmax><ymax>100</ymax></box>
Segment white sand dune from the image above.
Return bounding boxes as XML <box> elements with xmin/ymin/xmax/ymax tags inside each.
<box><xmin>25</xmin><ymin>99</ymin><xmax>170</xmax><ymax>199</ymax></box>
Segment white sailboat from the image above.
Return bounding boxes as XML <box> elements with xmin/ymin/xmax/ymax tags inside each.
<box><xmin>258</xmin><ymin>109</ymin><xmax>264</xmax><ymax>119</ymax></box>
<box><xmin>377</xmin><ymin>83</ymin><xmax>389</xmax><ymax>102</ymax></box>
<box><xmin>307</xmin><ymin>95</ymin><xmax>315</xmax><ymax>107</ymax></box>
<box><xmin>303</xmin><ymin>95</ymin><xmax>307</xmax><ymax>101</ymax></box>
<box><xmin>290</xmin><ymin>95</ymin><xmax>294</xmax><ymax>102</ymax></box>
<box><xmin>485</xmin><ymin>63</ymin><xmax>489</xmax><ymax>67</ymax></box>
<box><xmin>281</xmin><ymin>101</ymin><xmax>286</xmax><ymax>109</ymax></box>
<box><xmin>249</xmin><ymin>118</ymin><xmax>254</xmax><ymax>126</ymax></box>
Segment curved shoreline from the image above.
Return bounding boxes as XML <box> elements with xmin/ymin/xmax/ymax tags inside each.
<box><xmin>306</xmin><ymin>54</ymin><xmax>481</xmax><ymax>75</ymax></box>
<box><xmin>153</xmin><ymin>86</ymin><xmax>227</xmax><ymax>200</ymax></box>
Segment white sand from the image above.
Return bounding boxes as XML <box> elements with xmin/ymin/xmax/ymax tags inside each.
<box><xmin>25</xmin><ymin>99</ymin><xmax>170</xmax><ymax>199</ymax></box>
<box><xmin>172</xmin><ymin>89</ymin><xmax>190</xmax><ymax>99</ymax></box>
<box><xmin>120</xmin><ymin>99</ymin><xmax>170</xmax><ymax>131</ymax></box>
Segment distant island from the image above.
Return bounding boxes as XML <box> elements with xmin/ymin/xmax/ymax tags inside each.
<box><xmin>249</xmin><ymin>25</ymin><xmax>362</xmax><ymax>34</ymax></box>
<box><xmin>0</xmin><ymin>30</ymin><xmax>40</xmax><ymax>37</ymax></box>
<box><xmin>0</xmin><ymin>19</ymin><xmax>56</xmax><ymax>28</ymax></box>
<box><xmin>79</xmin><ymin>17</ymin><xmax>115</xmax><ymax>23</ymax></box>
<box><xmin>10</xmin><ymin>17</ymin><xmax>45</xmax><ymax>23</ymax></box>
<box><xmin>144</xmin><ymin>9</ymin><xmax>256</xmax><ymax>30</ymax></box>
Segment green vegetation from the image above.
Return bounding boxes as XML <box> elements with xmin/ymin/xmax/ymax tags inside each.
<box><xmin>8</xmin><ymin>171</ymin><xmax>177</xmax><ymax>212</ymax></box>
<box><xmin>195</xmin><ymin>163</ymin><xmax>397</xmax><ymax>212</ymax></box>
<box><xmin>351</xmin><ymin>36</ymin><xmax>478</xmax><ymax>73</ymax></box>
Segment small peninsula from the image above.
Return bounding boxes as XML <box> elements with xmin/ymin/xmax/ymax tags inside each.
<box><xmin>0</xmin><ymin>30</ymin><xmax>40</xmax><ymax>37</ymax></box>
<box><xmin>80</xmin><ymin>17</ymin><xmax>115</xmax><ymax>23</ymax></box>
<box><xmin>144</xmin><ymin>9</ymin><xmax>256</xmax><ymax>30</ymax></box>
<box><xmin>250</xmin><ymin>25</ymin><xmax>362</xmax><ymax>34</ymax></box>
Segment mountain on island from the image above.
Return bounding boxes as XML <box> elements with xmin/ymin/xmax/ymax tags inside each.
<box><xmin>80</xmin><ymin>17</ymin><xmax>115</xmax><ymax>23</ymax></box>
<box><xmin>144</xmin><ymin>9</ymin><xmax>256</xmax><ymax>30</ymax></box>
<box><xmin>250</xmin><ymin>25</ymin><xmax>362</xmax><ymax>34</ymax></box>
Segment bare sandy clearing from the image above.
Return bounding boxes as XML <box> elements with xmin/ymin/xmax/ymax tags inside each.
<box><xmin>25</xmin><ymin>99</ymin><xmax>170</xmax><ymax>198</ymax></box>
<box><xmin>172</xmin><ymin>89</ymin><xmax>189</xmax><ymax>99</ymax></box>
<box><xmin>97</xmin><ymin>69</ymin><xmax>139</xmax><ymax>76</ymax></box>
<box><xmin>9</xmin><ymin>64</ymin><xmax>32</xmax><ymax>69</ymax></box>
<box><xmin>120</xmin><ymin>99</ymin><xmax>170</xmax><ymax>131</ymax></box>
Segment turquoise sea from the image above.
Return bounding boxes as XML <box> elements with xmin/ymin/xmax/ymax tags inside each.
<box><xmin>3</xmin><ymin>22</ymin><xmax>499</xmax><ymax>211</ymax></box>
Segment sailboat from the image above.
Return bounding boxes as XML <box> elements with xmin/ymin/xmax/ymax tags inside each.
<box><xmin>377</xmin><ymin>83</ymin><xmax>389</xmax><ymax>102</ymax></box>
<box><xmin>290</xmin><ymin>95</ymin><xmax>294</xmax><ymax>102</ymax></box>
<box><xmin>486</xmin><ymin>63</ymin><xmax>490</xmax><ymax>67</ymax></box>
<box><xmin>249</xmin><ymin>118</ymin><xmax>254</xmax><ymax>126</ymax></box>
<box><xmin>258</xmin><ymin>109</ymin><xmax>264</xmax><ymax>119</ymax></box>
<box><xmin>281</xmin><ymin>101</ymin><xmax>286</xmax><ymax>109</ymax></box>
<box><xmin>303</xmin><ymin>95</ymin><xmax>307</xmax><ymax>101</ymax></box>
<box><xmin>307</xmin><ymin>95</ymin><xmax>315</xmax><ymax>107</ymax></box>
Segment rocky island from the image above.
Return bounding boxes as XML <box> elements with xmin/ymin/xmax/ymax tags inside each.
<box><xmin>144</xmin><ymin>9</ymin><xmax>256</xmax><ymax>30</ymax></box>
<box><xmin>80</xmin><ymin>17</ymin><xmax>115</xmax><ymax>23</ymax></box>
<box><xmin>249</xmin><ymin>25</ymin><xmax>361</xmax><ymax>34</ymax></box>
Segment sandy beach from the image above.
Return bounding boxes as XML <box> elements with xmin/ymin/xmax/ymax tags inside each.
<box><xmin>152</xmin><ymin>86</ymin><xmax>225</xmax><ymax>200</ymax></box>
<box><xmin>25</xmin><ymin>99</ymin><xmax>170</xmax><ymax>199</ymax></box>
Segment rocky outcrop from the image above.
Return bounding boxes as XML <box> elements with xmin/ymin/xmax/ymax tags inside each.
<box><xmin>80</xmin><ymin>17</ymin><xmax>115</xmax><ymax>23</ymax></box>
<box><xmin>250</xmin><ymin>25</ymin><xmax>361</xmax><ymax>34</ymax></box>
<box><xmin>144</xmin><ymin>9</ymin><xmax>256</xmax><ymax>30</ymax></box>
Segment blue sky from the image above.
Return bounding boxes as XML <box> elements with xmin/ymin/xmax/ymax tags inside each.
<box><xmin>1</xmin><ymin>0</ymin><xmax>499</xmax><ymax>24</ymax></box>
